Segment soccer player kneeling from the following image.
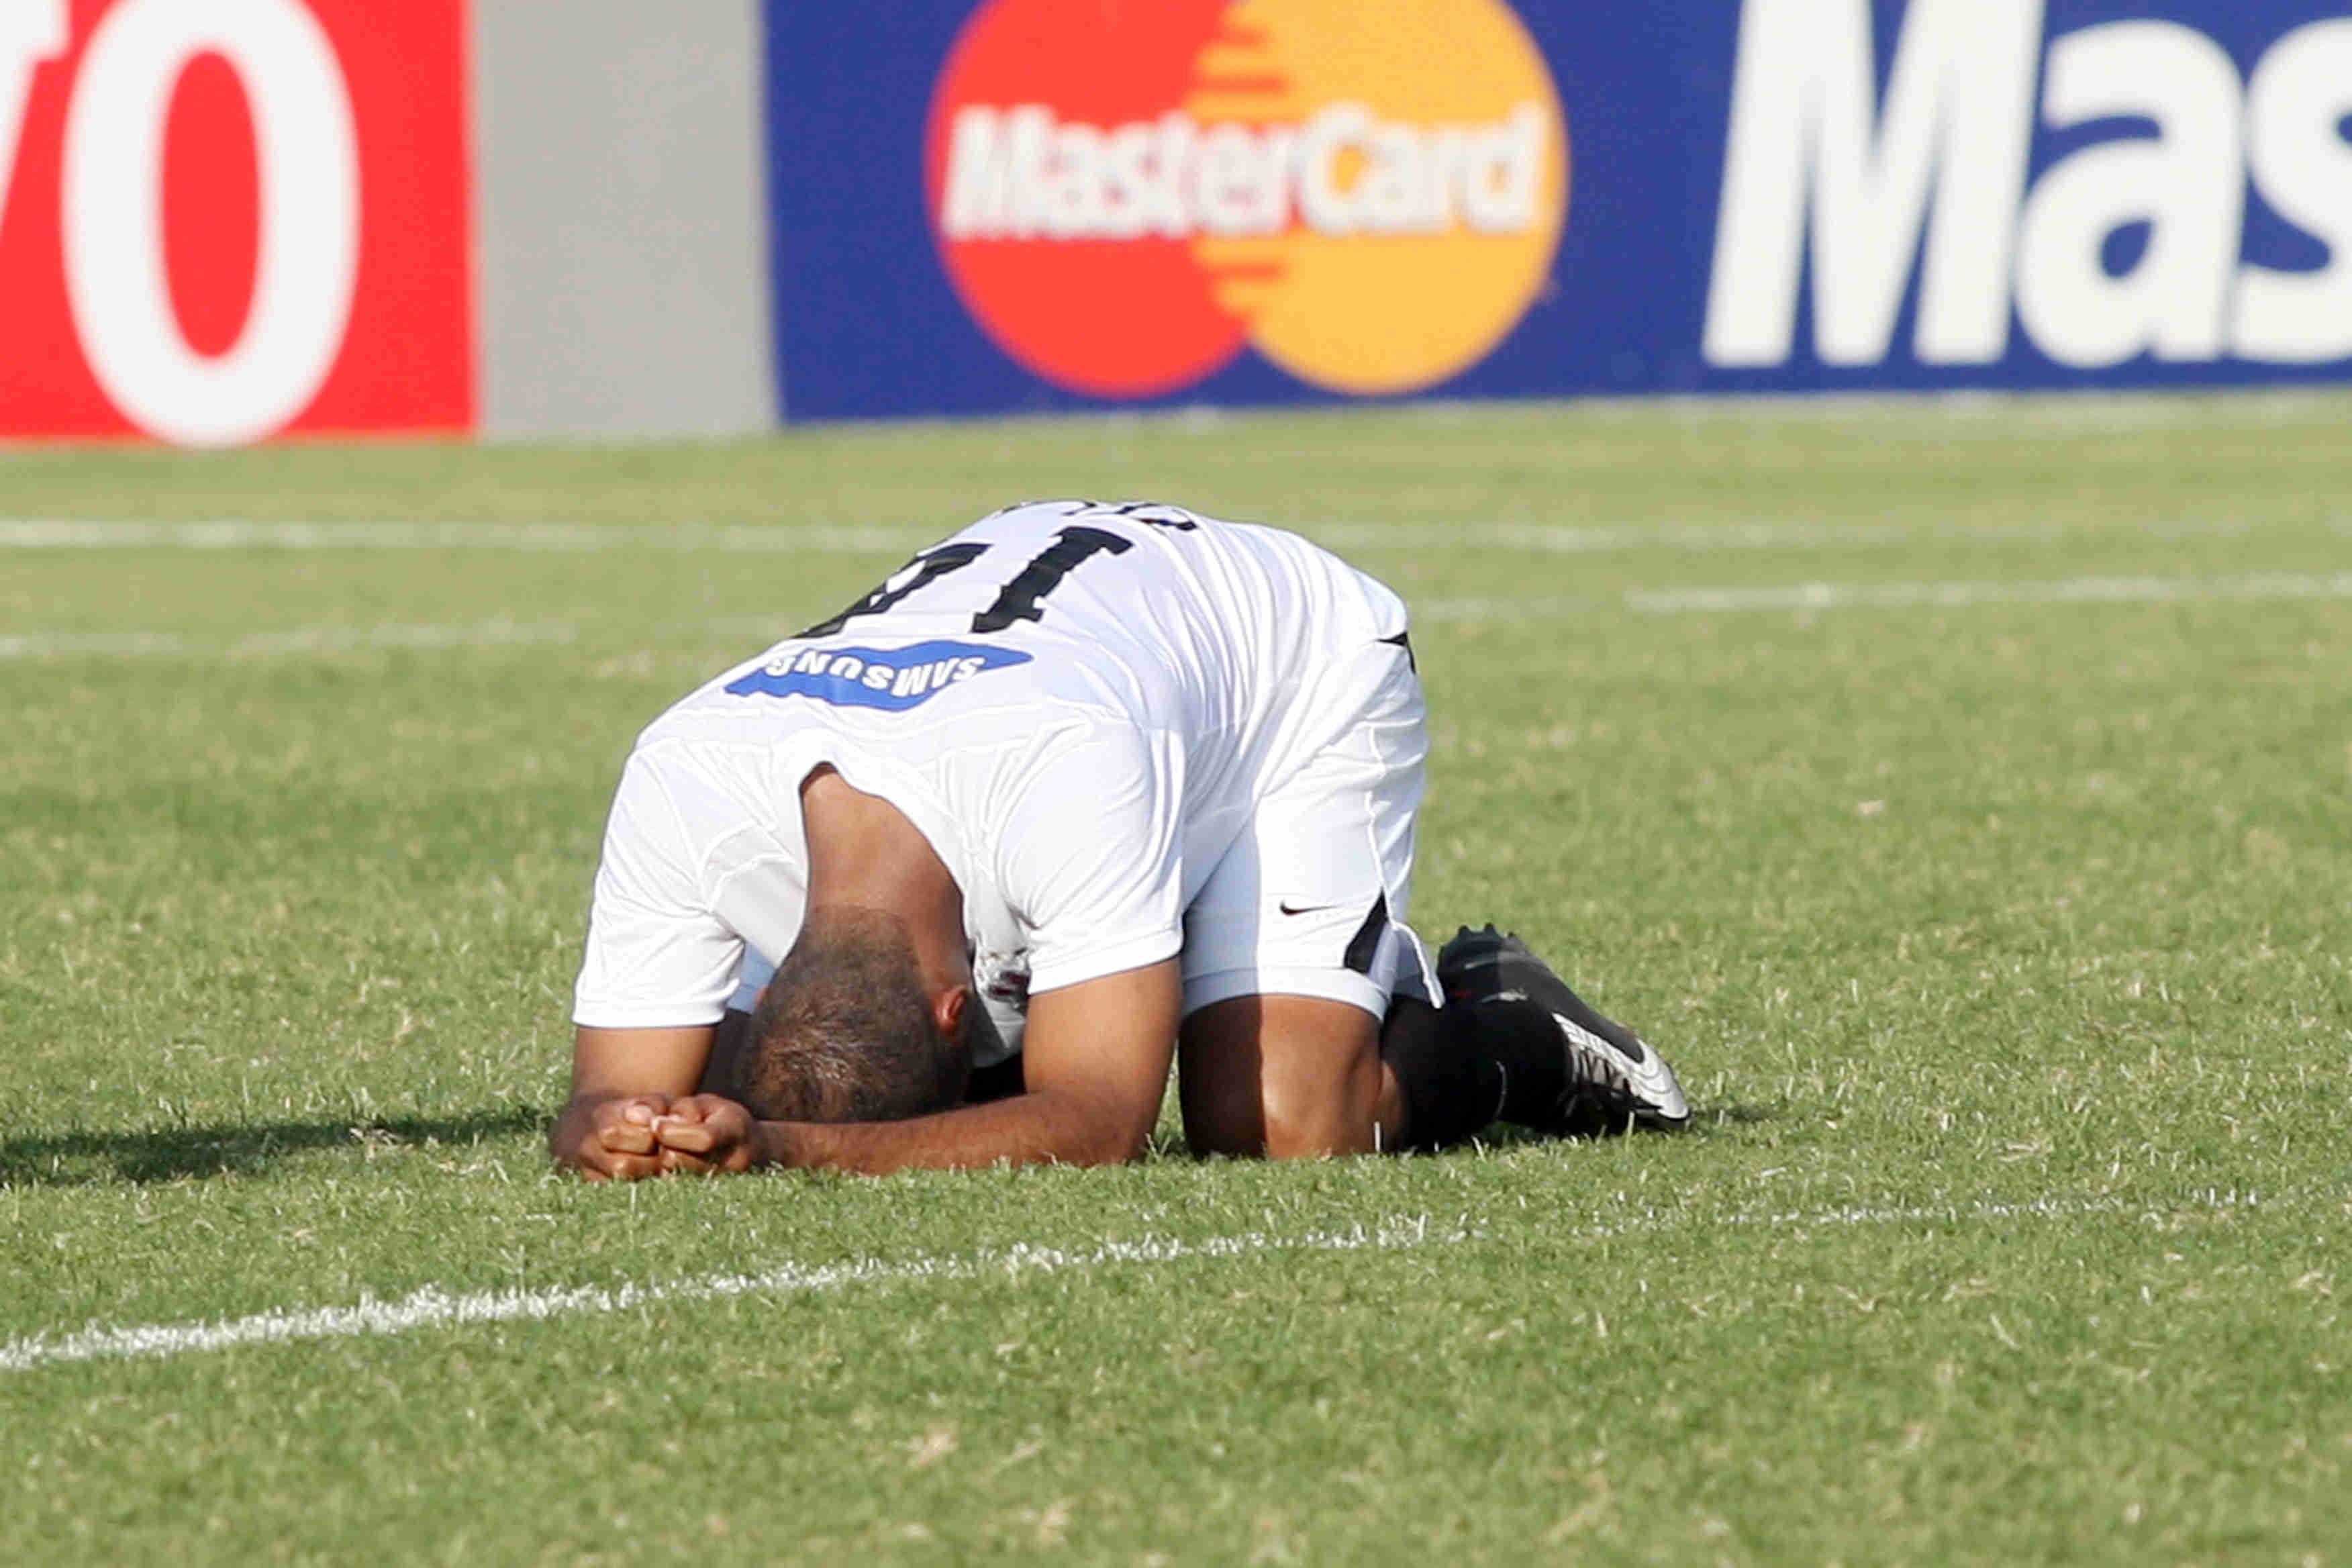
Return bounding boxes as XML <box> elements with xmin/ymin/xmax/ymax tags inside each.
<box><xmin>552</xmin><ymin>501</ymin><xmax>1687</xmax><ymax>1180</ymax></box>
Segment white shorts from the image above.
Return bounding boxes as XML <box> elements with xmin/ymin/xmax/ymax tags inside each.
<box><xmin>1179</xmin><ymin>632</ymin><xmax>1436</xmax><ymax>1022</ymax></box>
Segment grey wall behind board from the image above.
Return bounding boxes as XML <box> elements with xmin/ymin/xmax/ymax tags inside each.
<box><xmin>473</xmin><ymin>1</ymin><xmax>776</xmax><ymax>440</ymax></box>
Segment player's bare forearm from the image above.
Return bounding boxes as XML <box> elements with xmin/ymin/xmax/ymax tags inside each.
<box><xmin>554</xmin><ymin>1022</ymin><xmax>719</xmax><ymax>1180</ymax></box>
<box><xmin>640</xmin><ymin>963</ymin><xmax>1183</xmax><ymax>1178</ymax></box>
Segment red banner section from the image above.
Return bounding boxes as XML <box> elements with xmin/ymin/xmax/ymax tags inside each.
<box><xmin>0</xmin><ymin>0</ymin><xmax>473</xmax><ymax>446</ymax></box>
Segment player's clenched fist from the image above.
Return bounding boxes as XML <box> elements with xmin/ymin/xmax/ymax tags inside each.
<box><xmin>550</xmin><ymin>1093</ymin><xmax>674</xmax><ymax>1182</ymax></box>
<box><xmin>648</xmin><ymin>1095</ymin><xmax>761</xmax><ymax>1175</ymax></box>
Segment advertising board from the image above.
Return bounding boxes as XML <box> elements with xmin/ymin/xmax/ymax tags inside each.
<box><xmin>764</xmin><ymin>0</ymin><xmax>2352</xmax><ymax>420</ymax></box>
<box><xmin>0</xmin><ymin>0</ymin><xmax>473</xmax><ymax>445</ymax></box>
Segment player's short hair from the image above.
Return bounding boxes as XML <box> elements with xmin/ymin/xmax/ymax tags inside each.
<box><xmin>734</xmin><ymin>907</ymin><xmax>971</xmax><ymax>1123</ymax></box>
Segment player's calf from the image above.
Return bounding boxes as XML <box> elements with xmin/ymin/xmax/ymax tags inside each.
<box><xmin>1179</xmin><ymin>994</ymin><xmax>1403</xmax><ymax>1158</ymax></box>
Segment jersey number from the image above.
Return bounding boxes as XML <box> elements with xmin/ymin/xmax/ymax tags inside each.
<box><xmin>801</xmin><ymin>515</ymin><xmax>1185</xmax><ymax>640</ymax></box>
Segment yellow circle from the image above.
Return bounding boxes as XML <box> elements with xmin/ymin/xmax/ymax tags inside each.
<box><xmin>1183</xmin><ymin>0</ymin><xmax>1569</xmax><ymax>395</ymax></box>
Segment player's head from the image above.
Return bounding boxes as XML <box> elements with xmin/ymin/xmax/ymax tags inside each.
<box><xmin>734</xmin><ymin>906</ymin><xmax>971</xmax><ymax>1122</ymax></box>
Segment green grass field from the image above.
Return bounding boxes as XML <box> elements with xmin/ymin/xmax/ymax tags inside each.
<box><xmin>3</xmin><ymin>395</ymin><xmax>2347</xmax><ymax>1565</ymax></box>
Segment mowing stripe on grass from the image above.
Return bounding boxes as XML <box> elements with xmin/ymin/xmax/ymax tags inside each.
<box><xmin>1622</xmin><ymin>571</ymin><xmax>2352</xmax><ymax>615</ymax></box>
<box><xmin>0</xmin><ymin>520</ymin><xmax>932</xmax><ymax>553</ymax></box>
<box><xmin>0</xmin><ymin>1188</ymin><xmax>2291</xmax><ymax>1376</ymax></box>
<box><xmin>0</xmin><ymin>617</ymin><xmax>802</xmax><ymax>660</ymax></box>
<box><xmin>1411</xmin><ymin>568</ymin><xmax>2352</xmax><ymax>622</ymax></box>
<box><xmin>0</xmin><ymin>622</ymin><xmax>589</xmax><ymax>660</ymax></box>
<box><xmin>0</xmin><ymin>517</ymin><xmax>2322</xmax><ymax>556</ymax></box>
<box><xmin>1322</xmin><ymin>519</ymin><xmax>2310</xmax><ymax>552</ymax></box>
<box><xmin>8</xmin><ymin>569</ymin><xmax>2351</xmax><ymax>663</ymax></box>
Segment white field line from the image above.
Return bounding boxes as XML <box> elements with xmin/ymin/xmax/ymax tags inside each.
<box><xmin>0</xmin><ymin>1186</ymin><xmax>2294</xmax><ymax>1377</ymax></box>
<box><xmin>0</xmin><ymin>1218</ymin><xmax>1465</xmax><ymax>1375</ymax></box>
<box><xmin>4</xmin><ymin>516</ymin><xmax>2340</xmax><ymax>556</ymax></box>
<box><xmin>1585</xmin><ymin>1185</ymin><xmax>2277</xmax><ymax>1240</ymax></box>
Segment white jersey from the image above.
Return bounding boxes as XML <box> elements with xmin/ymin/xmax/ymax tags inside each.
<box><xmin>573</xmin><ymin>501</ymin><xmax>1412</xmax><ymax>1064</ymax></box>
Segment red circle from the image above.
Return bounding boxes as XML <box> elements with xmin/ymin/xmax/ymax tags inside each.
<box><xmin>925</xmin><ymin>0</ymin><xmax>1248</xmax><ymax>397</ymax></box>
<box><xmin>162</xmin><ymin>52</ymin><xmax>260</xmax><ymax>361</ymax></box>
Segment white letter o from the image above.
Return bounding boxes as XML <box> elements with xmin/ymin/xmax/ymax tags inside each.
<box><xmin>62</xmin><ymin>0</ymin><xmax>358</xmax><ymax>447</ymax></box>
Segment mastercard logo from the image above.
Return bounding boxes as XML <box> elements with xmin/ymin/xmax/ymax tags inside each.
<box><xmin>924</xmin><ymin>0</ymin><xmax>1570</xmax><ymax>399</ymax></box>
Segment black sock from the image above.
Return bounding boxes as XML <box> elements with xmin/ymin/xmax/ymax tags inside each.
<box><xmin>1381</xmin><ymin>995</ymin><xmax>1581</xmax><ymax>1148</ymax></box>
<box><xmin>1379</xmin><ymin>998</ymin><xmax>1505</xmax><ymax>1150</ymax></box>
<box><xmin>1460</xmin><ymin>997</ymin><xmax>1574</xmax><ymax>1125</ymax></box>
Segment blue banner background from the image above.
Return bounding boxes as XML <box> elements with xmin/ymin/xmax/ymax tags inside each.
<box><xmin>762</xmin><ymin>1</ymin><xmax>2352</xmax><ymax>421</ymax></box>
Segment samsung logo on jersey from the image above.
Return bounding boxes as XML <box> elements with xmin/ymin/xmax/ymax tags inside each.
<box><xmin>724</xmin><ymin>640</ymin><xmax>1032</xmax><ymax>712</ymax></box>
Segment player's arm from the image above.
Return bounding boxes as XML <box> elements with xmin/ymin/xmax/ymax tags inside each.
<box><xmin>656</xmin><ymin>959</ymin><xmax>1181</xmax><ymax>1174</ymax></box>
<box><xmin>560</xmin><ymin>743</ymin><xmax>757</xmax><ymax>1179</ymax></box>
<box><xmin>550</xmin><ymin>1024</ymin><xmax>717</xmax><ymax>1181</ymax></box>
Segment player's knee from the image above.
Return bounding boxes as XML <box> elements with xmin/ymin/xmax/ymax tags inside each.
<box><xmin>1184</xmin><ymin>1113</ymin><xmax>1261</xmax><ymax>1160</ymax></box>
<box><xmin>1179</xmin><ymin>995</ymin><xmax>1385</xmax><ymax>1159</ymax></box>
<box><xmin>1179</xmin><ymin>1071</ymin><xmax>1264</xmax><ymax>1158</ymax></box>
<box><xmin>1258</xmin><ymin>1075</ymin><xmax>1375</xmax><ymax>1159</ymax></box>
<box><xmin>1181</xmin><ymin>1074</ymin><xmax>1352</xmax><ymax>1159</ymax></box>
